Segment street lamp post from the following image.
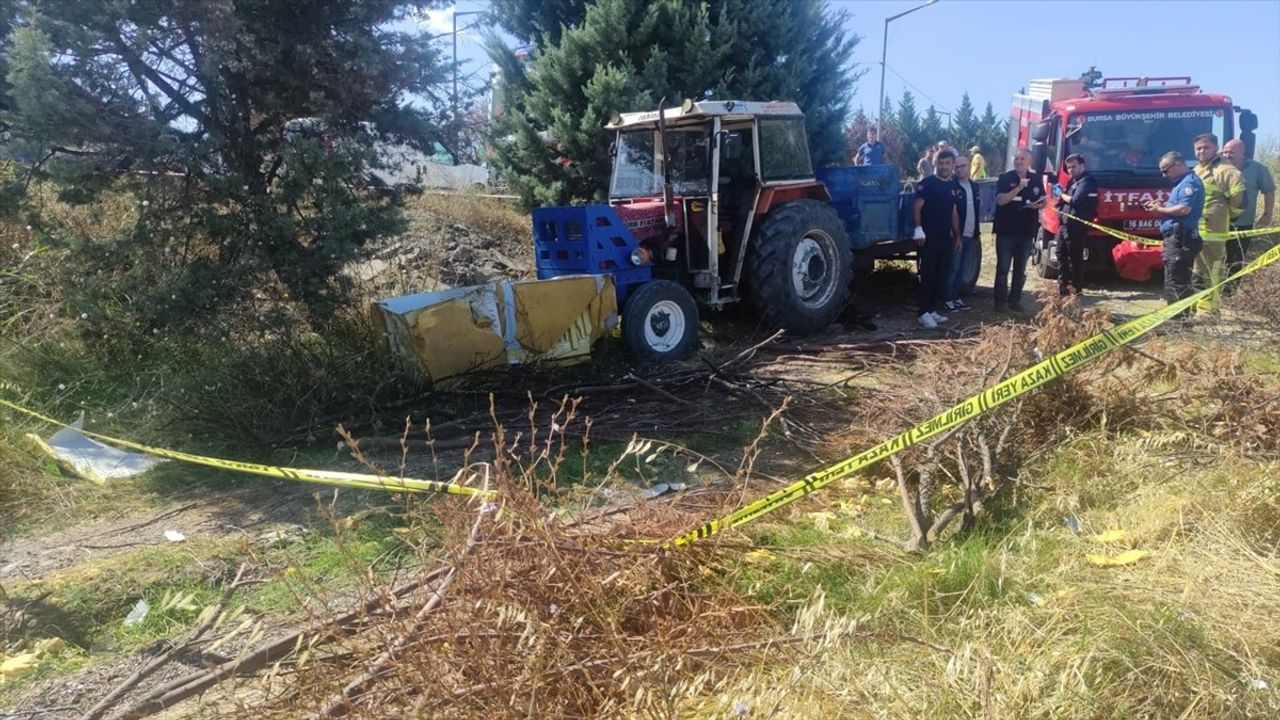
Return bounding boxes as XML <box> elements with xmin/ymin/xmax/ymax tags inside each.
<box><xmin>877</xmin><ymin>0</ymin><xmax>939</xmax><ymax>137</ymax></box>
<box><xmin>452</xmin><ymin>9</ymin><xmax>488</xmax><ymax>119</ymax></box>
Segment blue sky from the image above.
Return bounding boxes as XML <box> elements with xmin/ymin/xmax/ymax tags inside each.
<box><xmin>839</xmin><ymin>0</ymin><xmax>1280</xmax><ymax>139</ymax></box>
<box><xmin>432</xmin><ymin>0</ymin><xmax>1280</xmax><ymax>140</ymax></box>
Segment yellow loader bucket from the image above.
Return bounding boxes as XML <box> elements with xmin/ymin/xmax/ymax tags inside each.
<box><xmin>375</xmin><ymin>275</ymin><xmax>618</xmax><ymax>383</ymax></box>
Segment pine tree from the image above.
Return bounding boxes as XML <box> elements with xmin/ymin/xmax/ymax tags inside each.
<box><xmin>921</xmin><ymin>106</ymin><xmax>945</xmax><ymax>149</ymax></box>
<box><xmin>894</xmin><ymin>90</ymin><xmax>923</xmax><ymax>179</ymax></box>
<box><xmin>951</xmin><ymin>93</ymin><xmax>980</xmax><ymax>158</ymax></box>
<box><xmin>979</xmin><ymin>101</ymin><xmax>1007</xmax><ymax>174</ymax></box>
<box><xmin>1</xmin><ymin>0</ymin><xmax>451</xmax><ymax>335</ymax></box>
<box><xmin>488</xmin><ymin>0</ymin><xmax>861</xmax><ymax>205</ymax></box>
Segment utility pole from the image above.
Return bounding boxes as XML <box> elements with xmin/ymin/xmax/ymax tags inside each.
<box><xmin>878</xmin><ymin>0</ymin><xmax>940</xmax><ymax>137</ymax></box>
<box><xmin>452</xmin><ymin>9</ymin><xmax>488</xmax><ymax>119</ymax></box>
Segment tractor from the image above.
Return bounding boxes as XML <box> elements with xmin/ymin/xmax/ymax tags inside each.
<box><xmin>532</xmin><ymin>99</ymin><xmax>853</xmax><ymax>359</ymax></box>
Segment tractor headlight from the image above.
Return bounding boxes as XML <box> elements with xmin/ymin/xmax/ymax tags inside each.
<box><xmin>629</xmin><ymin>247</ymin><xmax>652</xmax><ymax>266</ymax></box>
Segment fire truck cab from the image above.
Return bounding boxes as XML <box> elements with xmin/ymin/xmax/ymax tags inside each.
<box><xmin>1007</xmin><ymin>71</ymin><xmax>1258</xmax><ymax>282</ymax></box>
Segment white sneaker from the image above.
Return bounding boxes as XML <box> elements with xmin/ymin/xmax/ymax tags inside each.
<box><xmin>930</xmin><ymin>311</ymin><xmax>949</xmax><ymax>323</ymax></box>
<box><xmin>918</xmin><ymin>312</ymin><xmax>938</xmax><ymax>329</ymax></box>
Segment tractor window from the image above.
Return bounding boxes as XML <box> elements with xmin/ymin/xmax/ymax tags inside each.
<box><xmin>610</xmin><ymin>127</ymin><xmax>710</xmax><ymax>199</ymax></box>
<box><xmin>759</xmin><ymin>118</ymin><xmax>813</xmax><ymax>181</ymax></box>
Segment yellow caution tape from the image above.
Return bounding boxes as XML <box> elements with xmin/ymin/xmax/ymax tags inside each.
<box><xmin>1057</xmin><ymin>211</ymin><xmax>1277</xmax><ymax>247</ymax></box>
<box><xmin>669</xmin><ymin>242</ymin><xmax>1280</xmax><ymax>547</ymax></box>
<box><xmin>0</xmin><ymin>397</ymin><xmax>495</xmax><ymax>498</ymax></box>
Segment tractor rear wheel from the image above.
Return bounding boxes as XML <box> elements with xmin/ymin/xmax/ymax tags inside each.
<box><xmin>622</xmin><ymin>280</ymin><xmax>699</xmax><ymax>361</ymax></box>
<box><xmin>745</xmin><ymin>200</ymin><xmax>851</xmax><ymax>335</ymax></box>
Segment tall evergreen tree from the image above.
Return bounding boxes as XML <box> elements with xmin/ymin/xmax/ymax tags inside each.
<box><xmin>488</xmin><ymin>0</ymin><xmax>861</xmax><ymax>206</ymax></box>
<box><xmin>978</xmin><ymin>100</ymin><xmax>1007</xmax><ymax>174</ymax></box>
<box><xmin>893</xmin><ymin>90</ymin><xmax>923</xmax><ymax>178</ymax></box>
<box><xmin>2</xmin><ymin>1</ymin><xmax>452</xmax><ymax>334</ymax></box>
<box><xmin>951</xmin><ymin>93</ymin><xmax>980</xmax><ymax>157</ymax></box>
<box><xmin>921</xmin><ymin>106</ymin><xmax>945</xmax><ymax>148</ymax></box>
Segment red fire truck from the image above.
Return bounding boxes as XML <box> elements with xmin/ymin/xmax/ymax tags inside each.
<box><xmin>1008</xmin><ymin>70</ymin><xmax>1258</xmax><ymax>282</ymax></box>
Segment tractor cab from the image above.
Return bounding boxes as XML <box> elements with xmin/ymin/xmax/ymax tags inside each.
<box><xmin>533</xmin><ymin>100</ymin><xmax>848</xmax><ymax>360</ymax></box>
<box><xmin>605</xmin><ymin>100</ymin><xmax>829</xmax><ymax>307</ymax></box>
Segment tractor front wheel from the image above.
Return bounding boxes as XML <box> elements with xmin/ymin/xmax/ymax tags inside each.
<box><xmin>622</xmin><ymin>280</ymin><xmax>699</xmax><ymax>361</ymax></box>
<box><xmin>746</xmin><ymin>200</ymin><xmax>852</xmax><ymax>335</ymax></box>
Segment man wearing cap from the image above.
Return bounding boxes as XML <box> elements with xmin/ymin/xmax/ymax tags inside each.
<box><xmin>1145</xmin><ymin>151</ymin><xmax>1204</xmax><ymax>308</ymax></box>
<box><xmin>969</xmin><ymin>146</ymin><xmax>987</xmax><ymax>179</ymax></box>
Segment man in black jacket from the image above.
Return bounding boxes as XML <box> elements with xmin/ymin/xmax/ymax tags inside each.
<box><xmin>993</xmin><ymin>148</ymin><xmax>1046</xmax><ymax>312</ymax></box>
<box><xmin>1053</xmin><ymin>153</ymin><xmax>1099</xmax><ymax>296</ymax></box>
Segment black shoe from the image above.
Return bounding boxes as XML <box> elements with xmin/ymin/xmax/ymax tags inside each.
<box><xmin>1009</xmin><ymin>301</ymin><xmax>1026</xmax><ymax>313</ymax></box>
<box><xmin>994</xmin><ymin>299</ymin><xmax>1007</xmax><ymax>311</ymax></box>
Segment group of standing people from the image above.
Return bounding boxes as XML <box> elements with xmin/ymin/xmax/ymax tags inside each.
<box><xmin>911</xmin><ymin>132</ymin><xmax>1274</xmax><ymax>328</ymax></box>
<box><xmin>910</xmin><ymin>148</ymin><xmax>982</xmax><ymax>328</ymax></box>
<box><xmin>1143</xmin><ymin>133</ymin><xmax>1274</xmax><ymax>312</ymax></box>
<box><xmin>852</xmin><ymin>128</ymin><xmax>988</xmax><ymax>182</ymax></box>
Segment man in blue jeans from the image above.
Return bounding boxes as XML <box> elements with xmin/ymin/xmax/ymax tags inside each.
<box><xmin>993</xmin><ymin>148</ymin><xmax>1046</xmax><ymax>312</ymax></box>
<box><xmin>944</xmin><ymin>153</ymin><xmax>980</xmax><ymax>312</ymax></box>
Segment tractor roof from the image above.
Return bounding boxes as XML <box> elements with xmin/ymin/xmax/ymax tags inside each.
<box><xmin>607</xmin><ymin>100</ymin><xmax>803</xmax><ymax>130</ymax></box>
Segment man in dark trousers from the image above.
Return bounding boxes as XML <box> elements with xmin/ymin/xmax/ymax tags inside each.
<box><xmin>1053</xmin><ymin>153</ymin><xmax>1099</xmax><ymax>296</ymax></box>
<box><xmin>993</xmin><ymin>148</ymin><xmax>1046</xmax><ymax>312</ymax></box>
<box><xmin>1144</xmin><ymin>151</ymin><xmax>1204</xmax><ymax>308</ymax></box>
<box><xmin>911</xmin><ymin>149</ymin><xmax>962</xmax><ymax>329</ymax></box>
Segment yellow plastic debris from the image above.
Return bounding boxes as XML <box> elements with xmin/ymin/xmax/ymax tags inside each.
<box><xmin>0</xmin><ymin>652</ymin><xmax>39</xmax><ymax>681</ymax></box>
<box><xmin>1091</xmin><ymin>529</ymin><xmax>1127</xmax><ymax>544</ymax></box>
<box><xmin>806</xmin><ymin>511</ymin><xmax>837</xmax><ymax>532</ymax></box>
<box><xmin>1087</xmin><ymin>549</ymin><xmax>1150</xmax><ymax>567</ymax></box>
<box><xmin>744</xmin><ymin>549</ymin><xmax>775</xmax><ymax>564</ymax></box>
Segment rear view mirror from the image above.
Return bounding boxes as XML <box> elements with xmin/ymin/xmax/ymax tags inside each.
<box><xmin>720</xmin><ymin>132</ymin><xmax>743</xmax><ymax>161</ymax></box>
<box><xmin>1030</xmin><ymin>121</ymin><xmax>1052</xmax><ymax>143</ymax></box>
<box><xmin>1031</xmin><ymin>142</ymin><xmax>1049</xmax><ymax>173</ymax></box>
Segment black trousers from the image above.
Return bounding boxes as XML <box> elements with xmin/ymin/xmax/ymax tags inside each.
<box><xmin>1162</xmin><ymin>226</ymin><xmax>1201</xmax><ymax>305</ymax></box>
<box><xmin>917</xmin><ymin>239</ymin><xmax>953</xmax><ymax>314</ymax></box>
<box><xmin>1056</xmin><ymin>223</ymin><xmax>1086</xmax><ymax>294</ymax></box>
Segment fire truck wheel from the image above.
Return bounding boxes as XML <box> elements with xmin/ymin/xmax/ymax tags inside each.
<box><xmin>622</xmin><ymin>280</ymin><xmax>699</xmax><ymax>361</ymax></box>
<box><xmin>746</xmin><ymin>200</ymin><xmax>852</xmax><ymax>335</ymax></box>
<box><xmin>1034</xmin><ymin>228</ymin><xmax>1060</xmax><ymax>279</ymax></box>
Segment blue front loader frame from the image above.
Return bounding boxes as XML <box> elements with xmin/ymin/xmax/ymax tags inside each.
<box><xmin>532</xmin><ymin>204</ymin><xmax>651</xmax><ymax>307</ymax></box>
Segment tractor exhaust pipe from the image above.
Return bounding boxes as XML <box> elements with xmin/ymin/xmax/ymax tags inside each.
<box><xmin>656</xmin><ymin>97</ymin><xmax>676</xmax><ymax>230</ymax></box>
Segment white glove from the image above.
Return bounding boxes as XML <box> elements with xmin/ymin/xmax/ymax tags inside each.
<box><xmin>912</xmin><ymin>226</ymin><xmax>926</xmax><ymax>241</ymax></box>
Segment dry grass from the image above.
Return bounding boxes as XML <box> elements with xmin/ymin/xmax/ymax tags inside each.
<box><xmin>407</xmin><ymin>192</ymin><xmax>530</xmax><ymax>245</ymax></box>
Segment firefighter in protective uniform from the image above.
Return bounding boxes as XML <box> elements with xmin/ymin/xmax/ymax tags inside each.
<box><xmin>1191</xmin><ymin>133</ymin><xmax>1244</xmax><ymax>312</ymax></box>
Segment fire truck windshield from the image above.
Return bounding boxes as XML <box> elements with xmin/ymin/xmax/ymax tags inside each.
<box><xmin>611</xmin><ymin>127</ymin><xmax>711</xmax><ymax>198</ymax></box>
<box><xmin>1065</xmin><ymin>108</ymin><xmax>1228</xmax><ymax>174</ymax></box>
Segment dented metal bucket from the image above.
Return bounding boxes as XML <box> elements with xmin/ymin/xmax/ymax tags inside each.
<box><xmin>375</xmin><ymin>275</ymin><xmax>618</xmax><ymax>383</ymax></box>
